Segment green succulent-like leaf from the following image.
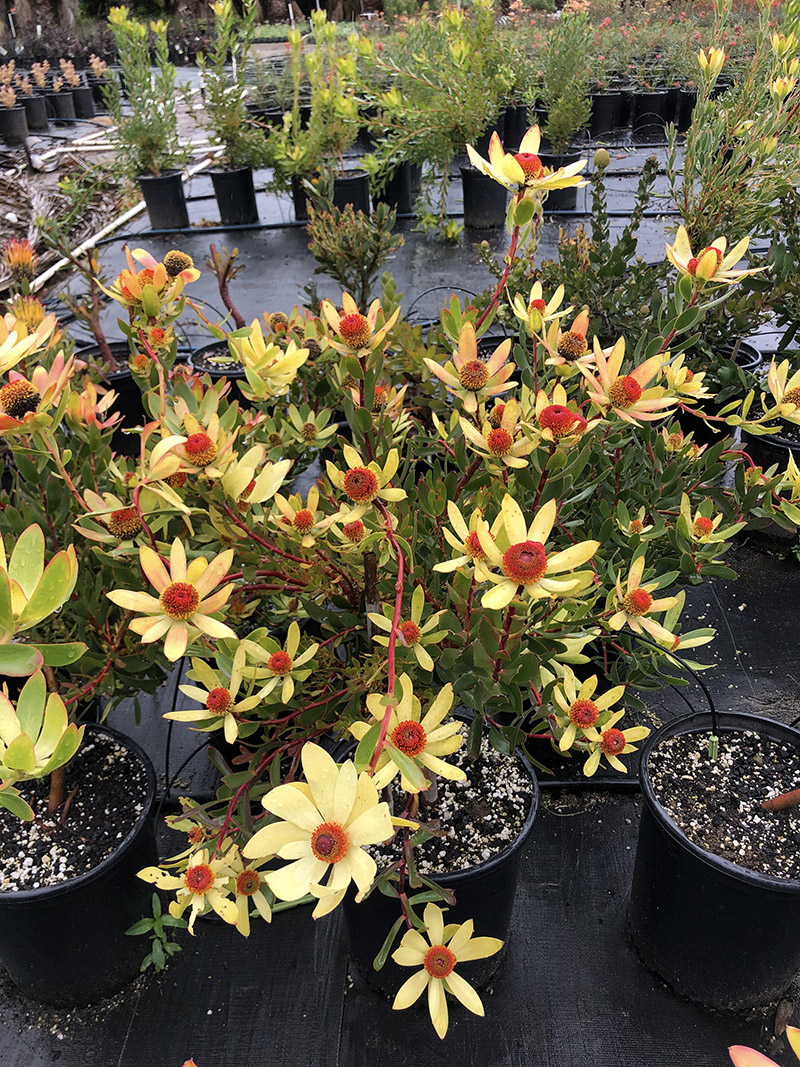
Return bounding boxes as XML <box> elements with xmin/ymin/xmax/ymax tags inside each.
<box><xmin>16</xmin><ymin>550</ymin><xmax>76</xmax><ymax>630</ymax></box>
<box><xmin>15</xmin><ymin>671</ymin><xmax>47</xmax><ymax>739</ymax></box>
<box><xmin>0</xmin><ymin>571</ymin><xmax>15</xmax><ymax>641</ymax></box>
<box><xmin>354</xmin><ymin>721</ymin><xmax>381</xmax><ymax>772</ymax></box>
<box><xmin>0</xmin><ymin>643</ymin><xmax>43</xmax><ymax>676</ymax></box>
<box><xmin>0</xmin><ymin>784</ymin><xmax>34</xmax><ymax>821</ymax></box>
<box><xmin>3</xmin><ymin>733</ymin><xmax>36</xmax><ymax>773</ymax></box>
<box><xmin>8</xmin><ymin>524</ymin><xmax>45</xmax><ymax>600</ymax></box>
<box><xmin>35</xmin><ymin>642</ymin><xmax>88</xmax><ymax>667</ymax></box>
<box><xmin>383</xmin><ymin>741</ymin><xmax>429</xmax><ymax>792</ymax></box>
<box><xmin>40</xmin><ymin>722</ymin><xmax>84</xmax><ymax>777</ymax></box>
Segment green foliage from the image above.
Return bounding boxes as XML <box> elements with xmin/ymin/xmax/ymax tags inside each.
<box><xmin>126</xmin><ymin>892</ymin><xmax>187</xmax><ymax>972</ymax></box>
<box><xmin>536</xmin><ymin>11</ymin><xmax>591</xmax><ymax>153</ymax></box>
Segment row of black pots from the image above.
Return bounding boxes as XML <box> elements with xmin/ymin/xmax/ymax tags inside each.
<box><xmin>3</xmin><ymin>706</ymin><xmax>799</xmax><ymax>1013</ymax></box>
<box><xmin>0</xmin><ymin>86</ymin><xmax>96</xmax><ymax>142</ymax></box>
<box><xmin>585</xmin><ymin>86</ymin><xmax>697</xmax><ymax>141</ymax></box>
<box><xmin>291</xmin><ymin>163</ymin><xmax>423</xmax><ymax>224</ymax></box>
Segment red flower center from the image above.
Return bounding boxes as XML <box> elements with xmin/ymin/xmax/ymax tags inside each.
<box><xmin>568</xmin><ymin>699</ymin><xmax>599</xmax><ymax>728</ymax></box>
<box><xmin>529</xmin><ymin>298</ymin><xmax>546</xmax><ymax>313</ymax></box>
<box><xmin>0</xmin><ymin>380</ymin><xmax>41</xmax><ymax>419</ymax></box>
<box><xmin>184</xmin><ymin>432</ymin><xmax>217</xmax><ymax>467</ymax></box>
<box><xmin>623</xmin><ymin>587</ymin><xmax>653</xmax><ymax>616</ymax></box>
<box><xmin>107</xmin><ymin>507</ymin><xmax>142</xmax><ymax>538</ymax></box>
<box><xmin>629</xmin><ymin>519</ymin><xmax>644</xmax><ymax>535</ymax></box>
<box><xmin>207</xmin><ymin>687</ymin><xmax>232</xmax><ymax>713</ymax></box>
<box><xmin>184</xmin><ymin>863</ymin><xmax>215</xmax><ymax>894</ymax></box>
<box><xmin>236</xmin><ymin>870</ymin><xmax>261</xmax><ymax>897</ymax></box>
<box><xmin>343</xmin><ymin>466</ymin><xmax>379</xmax><ymax>502</ymax></box>
<box><xmin>464</xmin><ymin>530</ymin><xmax>488</xmax><ymax>560</ymax></box>
<box><xmin>539</xmin><ymin>404</ymin><xmax>583</xmax><ymax>437</ymax></box>
<box><xmin>458</xmin><ymin>359</ymin><xmax>489</xmax><ymax>391</ymax></box>
<box><xmin>293</xmin><ymin>508</ymin><xmax>314</xmax><ymax>533</ymax></box>
<box><xmin>391</xmin><ymin>719</ymin><xmax>427</xmax><ymax>756</ymax></box>
<box><xmin>342</xmin><ymin>519</ymin><xmax>365</xmax><ymax>542</ymax></box>
<box><xmin>608</xmin><ymin>375</ymin><xmax>643</xmax><ymax>409</ymax></box>
<box><xmin>486</xmin><ymin>427</ymin><xmax>514</xmax><ymax>456</ymax></box>
<box><xmin>601</xmin><ymin>728</ymin><xmax>626</xmax><ymax>756</ymax></box>
<box><xmin>338</xmin><ymin>313</ymin><xmax>373</xmax><ymax>349</ymax></box>
<box><xmin>693</xmin><ymin>516</ymin><xmax>714</xmax><ymax>537</ymax></box>
<box><xmin>502</xmin><ymin>541</ymin><xmax>548</xmax><ymax>585</ymax></box>
<box><xmin>424</xmin><ymin>944</ymin><xmax>456</xmax><ymax>979</ymax></box>
<box><xmin>556</xmin><ymin>332</ymin><xmax>588</xmax><ymax>360</ymax></box>
<box><xmin>310</xmin><ymin>821</ymin><xmax>349</xmax><ymax>863</ymax></box>
<box><xmin>684</xmin><ymin>368</ymin><xmax>695</xmax><ymax>382</ymax></box>
<box><xmin>372</xmin><ymin>385</ymin><xmax>388</xmax><ymax>411</ymax></box>
<box><xmin>488</xmin><ymin>402</ymin><xmax>506</xmax><ymax>428</ymax></box>
<box><xmin>514</xmin><ymin>152</ymin><xmax>544</xmax><ymax>179</ymax></box>
<box><xmin>398</xmin><ymin>620</ymin><xmax>421</xmax><ymax>646</ymax></box>
<box><xmin>160</xmin><ymin>581</ymin><xmax>200</xmax><ymax>619</ymax></box>
<box><xmin>268</xmin><ymin>651</ymin><xmax>293</xmax><ymax>676</ymax></box>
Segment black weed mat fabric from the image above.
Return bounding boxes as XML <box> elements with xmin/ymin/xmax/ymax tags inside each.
<box><xmin>2</xmin><ymin>541</ymin><xmax>800</xmax><ymax>1065</ymax></box>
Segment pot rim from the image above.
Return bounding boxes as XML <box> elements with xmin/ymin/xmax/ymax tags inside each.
<box><xmin>189</xmin><ymin>339</ymin><xmax>246</xmax><ymax>379</ymax></box>
<box><xmin>0</xmin><ymin>722</ymin><xmax>156</xmax><ymax>905</ymax></box>
<box><xmin>639</xmin><ymin>710</ymin><xmax>800</xmax><ymax>892</ymax></box>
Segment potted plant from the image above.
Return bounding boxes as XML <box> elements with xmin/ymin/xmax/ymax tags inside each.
<box><xmin>60</xmin><ymin>57</ymin><xmax>95</xmax><ymax>120</ymax></box>
<box><xmin>105</xmin><ymin>7</ymin><xmax>190</xmax><ymax>230</ymax></box>
<box><xmin>49</xmin><ymin>74</ymin><xmax>77</xmax><ymax>124</ymax></box>
<box><xmin>14</xmin><ymin>75</ymin><xmax>48</xmax><ymax>133</ymax></box>
<box><xmin>0</xmin><ymin>86</ymin><xmax>28</xmax><ymax>145</ymax></box>
<box><xmin>197</xmin><ymin>0</ymin><xmax>270</xmax><ymax>227</ymax></box>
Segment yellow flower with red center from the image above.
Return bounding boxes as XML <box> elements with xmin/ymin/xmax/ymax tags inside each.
<box><xmin>102</xmin><ymin>246</ymin><xmax>200</xmax><ymax>312</ymax></box>
<box><xmin>392</xmin><ymin>903</ymin><xmax>503</xmax><ymax>1039</ymax></box>
<box><xmin>579</xmin><ymin>337</ymin><xmax>675</xmax><ymax>424</ymax></box>
<box><xmin>533</xmin><ymin>383</ymin><xmax>597</xmax><ymax>443</ymax></box>
<box><xmin>433</xmin><ymin>501</ymin><xmax>501</xmax><ymax>581</ymax></box>
<box><xmin>351</xmin><ymin>673</ymin><xmax>465</xmax><ymax>793</ymax></box>
<box><xmin>662</xmin><ymin>354</ymin><xmax>712</xmax><ymax>405</ymax></box>
<box><xmin>679</xmin><ymin>493</ymin><xmax>740</xmax><ymax>544</ymax></box>
<box><xmin>582</xmin><ymin>712</ymin><xmax>650</xmax><ymax>776</ymax></box>
<box><xmin>0</xmin><ymin>310</ymin><xmax>59</xmax><ymax>375</ymax></box>
<box><xmin>512</xmin><ymin>281</ymin><xmax>572</xmax><ymax>334</ymax></box>
<box><xmin>424</xmin><ymin>323</ymin><xmax>517</xmax><ymax>415</ymax></box>
<box><xmin>107</xmin><ymin>539</ymin><xmax>236</xmax><ymax>661</ymax></box>
<box><xmin>766</xmin><ymin>358</ymin><xmax>800</xmax><ymax>425</ymax></box>
<box><xmin>665</xmin><ymin>226</ymin><xmax>764</xmax><ymax>286</ymax></box>
<box><xmin>242</xmin><ymin>621</ymin><xmax>318</xmax><ymax>703</ymax></box>
<box><xmin>167</xmin><ymin>649</ymin><xmax>272</xmax><ymax>744</ymax></box>
<box><xmin>0</xmin><ymin>352</ymin><xmax>75</xmax><ymax>437</ymax></box>
<box><xmin>476</xmin><ymin>495</ymin><xmax>599</xmax><ymax>611</ymax></box>
<box><xmin>459</xmin><ymin>398</ymin><xmax>537</xmax><ymax>469</ymax></box>
<box><xmin>174</xmin><ymin>411</ymin><xmax>236</xmax><ymax>478</ymax></box>
<box><xmin>617</xmin><ymin>506</ymin><xmax>654</xmax><ymax>538</ymax></box>
<box><xmin>220</xmin><ymin>449</ymin><xmax>292</xmax><ymax>508</ymax></box>
<box><xmin>466</xmin><ymin>125</ymin><xmax>586</xmax><ymax>197</ymax></box>
<box><xmin>227</xmin><ymin>848</ymin><xmax>274</xmax><ymax>936</ymax></box>
<box><xmin>326</xmin><ymin>444</ymin><xmax>407</xmax><ymax>506</ymax></box>
<box><xmin>608</xmin><ymin>554</ymin><xmax>681</xmax><ymax>647</ymax></box>
<box><xmin>242</xmin><ymin>741</ymin><xmax>395</xmax><ymax>919</ymax></box>
<box><xmin>543</xmin><ymin>308</ymin><xmax>595</xmax><ymax>371</ymax></box>
<box><xmin>368</xmin><ymin>585</ymin><xmax>447</xmax><ymax>673</ymax></box>
<box><xmin>2</xmin><ymin>238</ymin><xmax>37</xmax><ymax>279</ymax></box>
<box><xmin>138</xmin><ymin>848</ymin><xmax>237</xmax><ymax>934</ymax></box>
<box><xmin>551</xmin><ymin>665</ymin><xmax>627</xmax><ymax>753</ymax></box>
<box><xmin>77</xmin><ymin>490</ymin><xmax>149</xmax><ymax>545</ymax></box>
<box><xmin>271</xmin><ymin>485</ymin><xmax>346</xmax><ymax>549</ymax></box>
<box><xmin>320</xmin><ymin>291</ymin><xmax>400</xmax><ymax>356</ymax></box>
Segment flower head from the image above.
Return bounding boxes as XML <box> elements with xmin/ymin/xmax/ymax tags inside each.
<box><xmin>534</xmin><ymin>383</ymin><xmax>596</xmax><ymax>443</ymax></box>
<box><xmin>103</xmin><ymin>246</ymin><xmax>199</xmax><ymax>312</ymax></box>
<box><xmin>351</xmin><ymin>674</ymin><xmax>464</xmax><ymax>792</ymax></box>
<box><xmin>107</xmin><ymin>540</ymin><xmax>236</xmax><ymax>661</ymax></box>
<box><xmin>392</xmin><ymin>903</ymin><xmax>503</xmax><ymax>1039</ymax></box>
<box><xmin>466</xmin><ymin>125</ymin><xmax>586</xmax><ymax>197</ymax></box>
<box><xmin>552</xmin><ymin>665</ymin><xmax>627</xmax><ymax>753</ymax></box>
<box><xmin>424</xmin><ymin>323</ymin><xmax>516</xmax><ymax>414</ymax></box>
<box><xmin>326</xmin><ymin>445</ymin><xmax>406</xmax><ymax>505</ymax></box>
<box><xmin>580</xmin><ymin>337</ymin><xmax>675</xmax><ymax>424</ymax></box>
<box><xmin>0</xmin><ymin>352</ymin><xmax>75</xmax><ymax>437</ymax></box>
<box><xmin>368</xmin><ymin>586</ymin><xmax>447</xmax><ymax>672</ymax></box>
<box><xmin>168</xmin><ymin>648</ymin><xmax>271</xmax><ymax>744</ymax></box>
<box><xmin>766</xmin><ymin>358</ymin><xmax>800</xmax><ymax>425</ymax></box>
<box><xmin>138</xmin><ymin>848</ymin><xmax>237</xmax><ymax>934</ymax></box>
<box><xmin>582</xmin><ymin>712</ymin><xmax>650</xmax><ymax>776</ymax></box>
<box><xmin>231</xmin><ymin>322</ymin><xmax>309</xmax><ymax>401</ymax></box>
<box><xmin>242</xmin><ymin>621</ymin><xmax>318</xmax><ymax>703</ymax></box>
<box><xmin>608</xmin><ymin>554</ymin><xmax>681</xmax><ymax>647</ymax></box>
<box><xmin>459</xmin><ymin>398</ymin><xmax>537</xmax><ymax>469</ymax></box>
<box><xmin>476</xmin><ymin>495</ymin><xmax>599</xmax><ymax>610</ymax></box>
<box><xmin>662</xmin><ymin>354</ymin><xmax>712</xmax><ymax>404</ymax></box>
<box><xmin>271</xmin><ymin>485</ymin><xmax>343</xmax><ymax>548</ymax></box>
<box><xmin>2</xmin><ymin>238</ymin><xmax>37</xmax><ymax>280</ymax></box>
<box><xmin>242</xmin><ymin>742</ymin><xmax>395</xmax><ymax>919</ymax></box>
<box><xmin>665</xmin><ymin>226</ymin><xmax>764</xmax><ymax>286</ymax></box>
<box><xmin>320</xmin><ymin>292</ymin><xmax>400</xmax><ymax>356</ymax></box>
<box><xmin>511</xmin><ymin>281</ymin><xmax>572</xmax><ymax>334</ymax></box>
<box><xmin>543</xmin><ymin>308</ymin><xmax>595</xmax><ymax>370</ymax></box>
<box><xmin>0</xmin><ymin>310</ymin><xmax>59</xmax><ymax>375</ymax></box>
<box><xmin>433</xmin><ymin>501</ymin><xmax>501</xmax><ymax>581</ymax></box>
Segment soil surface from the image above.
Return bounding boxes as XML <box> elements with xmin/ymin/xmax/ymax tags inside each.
<box><xmin>0</xmin><ymin>732</ymin><xmax>149</xmax><ymax>892</ymax></box>
<box><xmin>649</xmin><ymin>729</ymin><xmax>800</xmax><ymax>879</ymax></box>
<box><xmin>367</xmin><ymin>726</ymin><xmax>533</xmax><ymax>875</ymax></box>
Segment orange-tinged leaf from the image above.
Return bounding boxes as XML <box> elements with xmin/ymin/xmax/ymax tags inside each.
<box><xmin>729</xmin><ymin>1047</ymin><xmax>779</xmax><ymax>1067</ymax></box>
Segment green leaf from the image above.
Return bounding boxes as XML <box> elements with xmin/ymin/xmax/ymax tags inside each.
<box><xmin>354</xmin><ymin>722</ymin><xmax>381</xmax><ymax>772</ymax></box>
<box><xmin>34</xmin><ymin>642</ymin><xmax>88</xmax><ymax>667</ymax></box>
<box><xmin>0</xmin><ymin>644</ymin><xmax>43</xmax><ymax>677</ymax></box>
<box><xmin>383</xmin><ymin>742</ymin><xmax>429</xmax><ymax>791</ymax></box>
<box><xmin>3</xmin><ymin>733</ymin><xmax>36</xmax><ymax>773</ymax></box>
<box><xmin>372</xmin><ymin>915</ymin><xmax>405</xmax><ymax>972</ymax></box>
<box><xmin>0</xmin><ymin>785</ymin><xmax>34</xmax><ymax>820</ymax></box>
<box><xmin>16</xmin><ymin>554</ymin><xmax>73</xmax><ymax>630</ymax></box>
<box><xmin>8</xmin><ymin>525</ymin><xmax>44</xmax><ymax>600</ymax></box>
<box><xmin>513</xmin><ymin>197</ymin><xmax>535</xmax><ymax>226</ymax></box>
<box><xmin>125</xmin><ymin>918</ymin><xmax>155</xmax><ymax>936</ymax></box>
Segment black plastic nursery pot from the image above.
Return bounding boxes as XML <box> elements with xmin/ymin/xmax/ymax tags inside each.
<box><xmin>78</xmin><ymin>341</ymin><xmax>145</xmax><ymax>455</ymax></box>
<box><xmin>675</xmin><ymin>88</ymin><xmax>697</xmax><ymax>134</ymax></box>
<box><xmin>537</xmin><ymin>151</ymin><xmax>583</xmax><ymax>212</ymax></box>
<box><xmin>629</xmin><ymin>711</ymin><xmax>800</xmax><ymax>1012</ymax></box>
<box><xmin>332</xmin><ymin>170</ymin><xmax>371</xmax><ymax>215</ymax></box>
<box><xmin>71</xmin><ymin>85</ymin><xmax>96</xmax><ymax>120</ymax></box>
<box><xmin>20</xmin><ymin>94</ymin><xmax>48</xmax><ymax>132</ymax></box>
<box><xmin>291</xmin><ymin>176</ymin><xmax>311</xmax><ymax>222</ymax></box>
<box><xmin>676</xmin><ymin>340</ymin><xmax>762</xmax><ymax>447</ymax></box>
<box><xmin>0</xmin><ymin>724</ymin><xmax>158</xmax><ymax>1007</ymax></box>
<box><xmin>52</xmin><ymin>90</ymin><xmax>76</xmax><ymax>123</ymax></box>
<box><xmin>210</xmin><ymin>166</ymin><xmax>260</xmax><ymax>227</ymax></box>
<box><xmin>0</xmin><ymin>106</ymin><xmax>29</xmax><ymax>145</ymax></box>
<box><xmin>741</xmin><ymin>424</ymin><xmax>800</xmax><ymax>472</ymax></box>
<box><xmin>460</xmin><ymin>165</ymin><xmax>508</xmax><ymax>229</ymax></box>
<box><xmin>137</xmin><ymin>170</ymin><xmax>190</xmax><ymax>231</ymax></box>
<box><xmin>189</xmin><ymin>340</ymin><xmax>250</xmax><ymax>409</ymax></box>
<box><xmin>589</xmin><ymin>91</ymin><xmax>621</xmax><ymax>137</ymax></box>
<box><xmin>630</xmin><ymin>90</ymin><xmax>670</xmax><ymax>143</ymax></box>
<box><xmin>344</xmin><ymin>747</ymin><xmax>539</xmax><ymax>998</ymax></box>
<box><xmin>503</xmin><ymin>103</ymin><xmax>529</xmax><ymax>151</ymax></box>
<box><xmin>374</xmin><ymin>162</ymin><xmax>414</xmax><ymax>215</ymax></box>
